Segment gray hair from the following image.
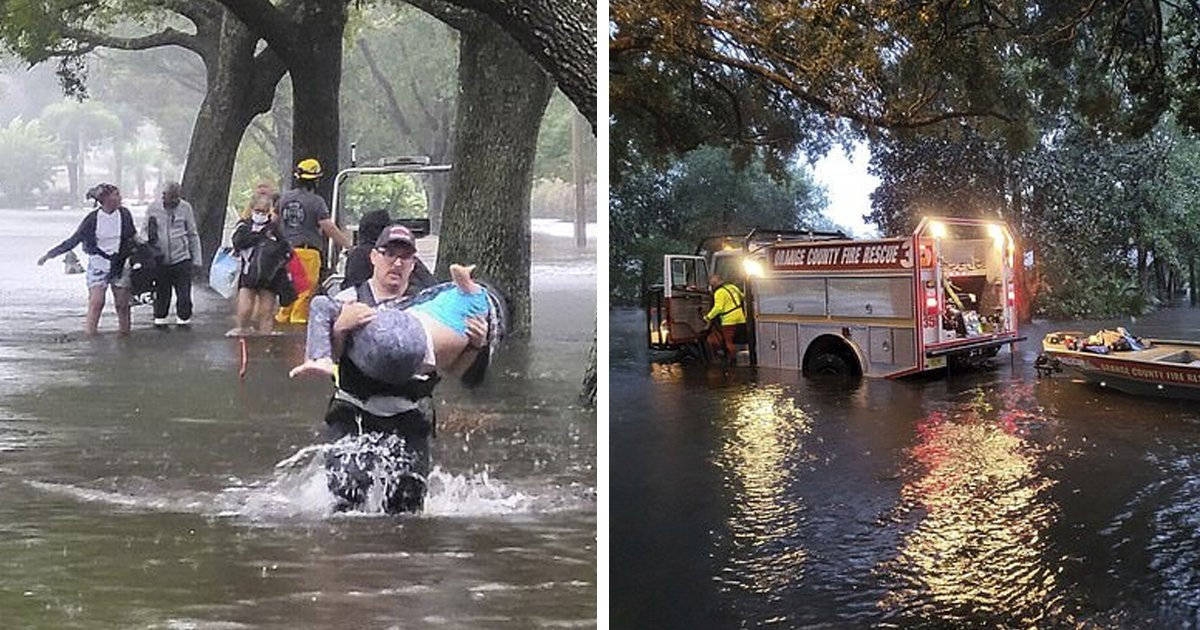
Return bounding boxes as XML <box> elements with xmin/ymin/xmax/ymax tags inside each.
<box><xmin>163</xmin><ymin>182</ymin><xmax>182</xmax><ymax>196</ymax></box>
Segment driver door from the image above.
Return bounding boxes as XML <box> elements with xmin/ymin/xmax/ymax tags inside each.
<box><xmin>662</xmin><ymin>255</ymin><xmax>711</xmax><ymax>346</ymax></box>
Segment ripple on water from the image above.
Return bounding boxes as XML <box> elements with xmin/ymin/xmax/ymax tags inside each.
<box><xmin>1100</xmin><ymin>447</ymin><xmax>1200</xmax><ymax>624</ymax></box>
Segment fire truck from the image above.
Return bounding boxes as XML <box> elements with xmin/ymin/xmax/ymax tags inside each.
<box><xmin>648</xmin><ymin>217</ymin><xmax>1024</xmax><ymax>377</ymax></box>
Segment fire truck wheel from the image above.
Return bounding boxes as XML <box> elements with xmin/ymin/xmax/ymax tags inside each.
<box><xmin>809</xmin><ymin>352</ymin><xmax>852</xmax><ymax>376</ymax></box>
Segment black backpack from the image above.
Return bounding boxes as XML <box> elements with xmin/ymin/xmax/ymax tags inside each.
<box><xmin>127</xmin><ymin>241</ymin><xmax>161</xmax><ymax>296</ymax></box>
<box><xmin>242</xmin><ymin>238</ymin><xmax>291</xmax><ymax>289</ymax></box>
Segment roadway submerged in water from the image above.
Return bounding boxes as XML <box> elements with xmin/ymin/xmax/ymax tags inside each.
<box><xmin>0</xmin><ymin>209</ymin><xmax>596</xmax><ymax>629</ymax></box>
<box><xmin>612</xmin><ymin>306</ymin><xmax>1200</xmax><ymax>628</ymax></box>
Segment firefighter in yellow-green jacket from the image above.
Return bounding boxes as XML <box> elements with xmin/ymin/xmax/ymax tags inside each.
<box><xmin>703</xmin><ymin>273</ymin><xmax>745</xmax><ymax>364</ymax></box>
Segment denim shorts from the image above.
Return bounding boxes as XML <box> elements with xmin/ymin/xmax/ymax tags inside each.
<box><xmin>86</xmin><ymin>260</ymin><xmax>131</xmax><ymax>289</ymax></box>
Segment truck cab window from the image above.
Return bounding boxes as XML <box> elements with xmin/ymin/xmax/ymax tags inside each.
<box><xmin>671</xmin><ymin>259</ymin><xmax>702</xmax><ymax>291</ymax></box>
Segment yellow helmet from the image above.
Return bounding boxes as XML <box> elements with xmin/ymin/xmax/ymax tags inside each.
<box><xmin>294</xmin><ymin>158</ymin><xmax>323</xmax><ymax>180</ymax></box>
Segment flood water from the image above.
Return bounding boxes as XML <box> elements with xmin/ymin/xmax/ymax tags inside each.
<box><xmin>611</xmin><ymin>306</ymin><xmax>1200</xmax><ymax>628</ymax></box>
<box><xmin>0</xmin><ymin>209</ymin><xmax>596</xmax><ymax>629</ymax></box>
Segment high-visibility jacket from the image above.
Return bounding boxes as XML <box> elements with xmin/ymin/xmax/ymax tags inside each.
<box><xmin>706</xmin><ymin>283</ymin><xmax>746</xmax><ymax>326</ymax></box>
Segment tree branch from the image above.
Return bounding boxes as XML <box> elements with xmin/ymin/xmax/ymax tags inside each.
<box><xmin>688</xmin><ymin>46</ymin><xmax>1013</xmax><ymax>130</ymax></box>
<box><xmin>62</xmin><ymin>27</ymin><xmax>204</xmax><ymax>56</ymax></box>
<box><xmin>208</xmin><ymin>0</ymin><xmax>299</xmax><ymax>63</ymax></box>
<box><xmin>408</xmin><ymin>0</ymin><xmax>596</xmax><ymax>128</ymax></box>
<box><xmin>404</xmin><ymin>0</ymin><xmax>478</xmax><ymax>32</ymax></box>
<box><xmin>143</xmin><ymin>0</ymin><xmax>223</xmax><ymax>28</ymax></box>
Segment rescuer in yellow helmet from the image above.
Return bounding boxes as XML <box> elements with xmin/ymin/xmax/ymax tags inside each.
<box><xmin>274</xmin><ymin>157</ymin><xmax>351</xmax><ymax>324</ymax></box>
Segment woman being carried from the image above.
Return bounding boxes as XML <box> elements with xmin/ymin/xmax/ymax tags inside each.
<box><xmin>290</xmin><ymin>262</ymin><xmax>491</xmax><ymax>384</ymax></box>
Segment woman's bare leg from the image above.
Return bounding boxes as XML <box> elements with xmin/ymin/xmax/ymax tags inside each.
<box><xmin>255</xmin><ymin>289</ymin><xmax>276</xmax><ymax>334</ymax></box>
<box><xmin>228</xmin><ymin>288</ymin><xmax>255</xmax><ymax>336</ymax></box>
<box><xmin>112</xmin><ymin>286</ymin><xmax>132</xmax><ymax>336</ymax></box>
<box><xmin>86</xmin><ymin>286</ymin><xmax>106</xmax><ymax>335</ymax></box>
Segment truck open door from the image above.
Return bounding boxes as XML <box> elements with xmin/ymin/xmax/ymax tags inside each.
<box><xmin>647</xmin><ymin>255</ymin><xmax>711</xmax><ymax>351</ymax></box>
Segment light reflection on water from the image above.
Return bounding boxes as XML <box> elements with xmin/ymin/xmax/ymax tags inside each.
<box><xmin>714</xmin><ymin>386</ymin><xmax>812</xmax><ymax>598</ymax></box>
<box><xmin>878</xmin><ymin>386</ymin><xmax>1064</xmax><ymax>626</ymax></box>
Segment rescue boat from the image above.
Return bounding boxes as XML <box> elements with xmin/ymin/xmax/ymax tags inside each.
<box><xmin>1038</xmin><ymin>330</ymin><xmax>1200</xmax><ymax>400</ymax></box>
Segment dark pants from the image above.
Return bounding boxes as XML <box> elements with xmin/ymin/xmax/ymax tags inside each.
<box><xmin>154</xmin><ymin>260</ymin><xmax>193</xmax><ymax>321</ymax></box>
<box><xmin>707</xmin><ymin>323</ymin><xmax>745</xmax><ymax>363</ymax></box>
<box><xmin>322</xmin><ymin>396</ymin><xmax>434</xmax><ymax>513</ymax></box>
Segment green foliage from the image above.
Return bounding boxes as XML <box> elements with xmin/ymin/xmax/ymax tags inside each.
<box><xmin>611</xmin><ymin>1</ymin><xmax>1200</xmax><ymax>187</ymax></box>
<box><xmin>1038</xmin><ymin>270</ymin><xmax>1150</xmax><ymax>320</ymax></box>
<box><xmin>39</xmin><ymin>99</ymin><xmax>122</xmax><ymax>151</ymax></box>
<box><xmin>0</xmin><ymin>117</ymin><xmax>58</xmax><ymax>204</ymax></box>
<box><xmin>610</xmin><ymin>145</ymin><xmax>835</xmax><ymax>304</ymax></box>
<box><xmin>535</xmin><ymin>91</ymin><xmax>595</xmax><ymax>182</ymax></box>
<box><xmin>340</xmin><ymin>173</ymin><xmax>428</xmax><ymax>225</ymax></box>
<box><xmin>341</xmin><ymin>3</ymin><xmax>457</xmax><ymax>161</ymax></box>
<box><xmin>868</xmin><ymin>116</ymin><xmax>1200</xmax><ymax>319</ymax></box>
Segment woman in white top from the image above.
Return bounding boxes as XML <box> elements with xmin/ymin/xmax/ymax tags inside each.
<box><xmin>38</xmin><ymin>183</ymin><xmax>138</xmax><ymax>335</ymax></box>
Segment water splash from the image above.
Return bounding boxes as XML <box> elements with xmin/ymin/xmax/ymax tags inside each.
<box><xmin>25</xmin><ymin>434</ymin><xmax>586</xmax><ymax>522</ymax></box>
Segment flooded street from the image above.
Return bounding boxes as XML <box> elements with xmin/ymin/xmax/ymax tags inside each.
<box><xmin>0</xmin><ymin>209</ymin><xmax>596</xmax><ymax>629</ymax></box>
<box><xmin>611</xmin><ymin>306</ymin><xmax>1200</xmax><ymax>628</ymax></box>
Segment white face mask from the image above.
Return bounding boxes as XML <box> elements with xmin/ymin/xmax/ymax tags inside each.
<box><xmin>251</xmin><ymin>212</ymin><xmax>269</xmax><ymax>225</ymax></box>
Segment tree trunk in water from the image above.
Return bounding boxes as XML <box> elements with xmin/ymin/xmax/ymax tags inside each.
<box><xmin>1191</xmin><ymin>256</ymin><xmax>1197</xmax><ymax>306</ymax></box>
<box><xmin>1137</xmin><ymin>248</ymin><xmax>1150</xmax><ymax>300</ymax></box>
<box><xmin>184</xmin><ymin>106</ymin><xmax>255</xmax><ymax>267</ymax></box>
<box><xmin>436</xmin><ymin>18</ymin><xmax>553</xmax><ymax>337</ymax></box>
<box><xmin>580</xmin><ymin>330</ymin><xmax>596</xmax><ymax>407</ymax></box>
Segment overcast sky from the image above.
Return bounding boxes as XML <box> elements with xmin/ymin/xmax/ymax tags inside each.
<box><xmin>811</xmin><ymin>144</ymin><xmax>880</xmax><ymax>238</ymax></box>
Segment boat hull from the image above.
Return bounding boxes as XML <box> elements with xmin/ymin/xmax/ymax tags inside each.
<box><xmin>1042</xmin><ymin>334</ymin><xmax>1200</xmax><ymax>401</ymax></box>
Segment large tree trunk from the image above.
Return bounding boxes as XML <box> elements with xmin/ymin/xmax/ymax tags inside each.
<box><xmin>183</xmin><ymin>18</ymin><xmax>286</xmax><ymax>268</ymax></box>
<box><xmin>1137</xmin><ymin>247</ymin><xmax>1150</xmax><ymax>298</ymax></box>
<box><xmin>1191</xmin><ymin>256</ymin><xmax>1197</xmax><ymax>306</ymax></box>
<box><xmin>436</xmin><ymin>18</ymin><xmax>553</xmax><ymax>337</ymax></box>
<box><xmin>288</xmin><ymin>5</ymin><xmax>348</xmax><ymax>205</ymax></box>
<box><xmin>580</xmin><ymin>331</ymin><xmax>596</xmax><ymax>406</ymax></box>
<box><xmin>185</xmin><ymin>104</ymin><xmax>257</xmax><ymax>266</ymax></box>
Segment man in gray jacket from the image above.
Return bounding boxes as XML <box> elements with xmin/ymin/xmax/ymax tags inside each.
<box><xmin>144</xmin><ymin>182</ymin><xmax>202</xmax><ymax>326</ymax></box>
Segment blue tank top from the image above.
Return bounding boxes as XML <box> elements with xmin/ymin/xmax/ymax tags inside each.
<box><xmin>408</xmin><ymin>283</ymin><xmax>490</xmax><ymax>334</ymax></box>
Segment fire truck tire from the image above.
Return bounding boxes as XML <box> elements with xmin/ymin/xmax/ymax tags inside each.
<box><xmin>809</xmin><ymin>352</ymin><xmax>852</xmax><ymax>376</ymax></box>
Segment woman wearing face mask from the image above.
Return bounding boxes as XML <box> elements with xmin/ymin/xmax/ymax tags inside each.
<box><xmin>227</xmin><ymin>195</ymin><xmax>297</xmax><ymax>336</ymax></box>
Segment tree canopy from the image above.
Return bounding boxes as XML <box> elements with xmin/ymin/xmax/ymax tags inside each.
<box><xmin>611</xmin><ymin>145</ymin><xmax>835</xmax><ymax>303</ymax></box>
<box><xmin>611</xmin><ymin>1</ymin><xmax>1200</xmax><ymax>173</ymax></box>
<box><xmin>612</xmin><ymin>0</ymin><xmax>1200</xmax><ymax>317</ymax></box>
